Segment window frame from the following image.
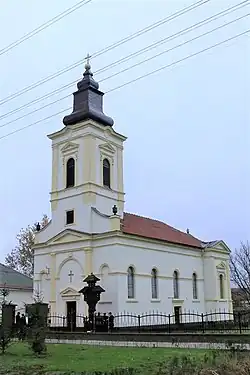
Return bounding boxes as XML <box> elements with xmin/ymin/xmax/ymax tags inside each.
<box><xmin>151</xmin><ymin>268</ymin><xmax>158</xmax><ymax>299</ymax></box>
<box><xmin>66</xmin><ymin>210</ymin><xmax>74</xmax><ymax>225</ymax></box>
<box><xmin>127</xmin><ymin>266</ymin><xmax>135</xmax><ymax>299</ymax></box>
<box><xmin>103</xmin><ymin>158</ymin><xmax>111</xmax><ymax>188</ymax></box>
<box><xmin>66</xmin><ymin>157</ymin><xmax>75</xmax><ymax>188</ymax></box>
<box><xmin>219</xmin><ymin>274</ymin><xmax>224</xmax><ymax>299</ymax></box>
<box><xmin>192</xmin><ymin>272</ymin><xmax>198</xmax><ymax>300</ymax></box>
<box><xmin>173</xmin><ymin>270</ymin><xmax>179</xmax><ymax>299</ymax></box>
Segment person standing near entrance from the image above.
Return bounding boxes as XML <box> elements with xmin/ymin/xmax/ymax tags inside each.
<box><xmin>16</xmin><ymin>312</ymin><xmax>21</xmax><ymax>338</ymax></box>
<box><xmin>108</xmin><ymin>312</ymin><xmax>114</xmax><ymax>332</ymax></box>
<box><xmin>19</xmin><ymin>314</ymin><xmax>27</xmax><ymax>340</ymax></box>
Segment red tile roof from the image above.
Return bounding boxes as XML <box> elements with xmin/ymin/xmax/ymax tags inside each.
<box><xmin>121</xmin><ymin>212</ymin><xmax>202</xmax><ymax>248</ymax></box>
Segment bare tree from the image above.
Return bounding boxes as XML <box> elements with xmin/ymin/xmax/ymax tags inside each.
<box><xmin>230</xmin><ymin>241</ymin><xmax>250</xmax><ymax>306</ymax></box>
<box><xmin>5</xmin><ymin>214</ymin><xmax>49</xmax><ymax>278</ymax></box>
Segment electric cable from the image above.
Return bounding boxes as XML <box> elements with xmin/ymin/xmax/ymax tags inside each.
<box><xmin>0</xmin><ymin>0</ymin><xmax>93</xmax><ymax>57</ymax></box>
<box><xmin>0</xmin><ymin>28</ymin><xmax>248</xmax><ymax>141</ymax></box>
<box><xmin>0</xmin><ymin>0</ymin><xmax>247</xmax><ymax>122</ymax></box>
<box><xmin>0</xmin><ymin>11</ymin><xmax>248</xmax><ymax>130</ymax></box>
<box><xmin>0</xmin><ymin>0</ymin><xmax>210</xmax><ymax>105</ymax></box>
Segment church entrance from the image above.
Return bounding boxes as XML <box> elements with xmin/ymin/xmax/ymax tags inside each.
<box><xmin>174</xmin><ymin>306</ymin><xmax>181</xmax><ymax>325</ymax></box>
<box><xmin>66</xmin><ymin>301</ymin><xmax>76</xmax><ymax>331</ymax></box>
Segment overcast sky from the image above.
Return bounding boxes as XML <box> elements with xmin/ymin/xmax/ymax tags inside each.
<box><xmin>0</xmin><ymin>0</ymin><xmax>249</xmax><ymax>262</ymax></box>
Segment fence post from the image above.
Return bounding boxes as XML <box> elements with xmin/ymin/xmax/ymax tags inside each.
<box><xmin>137</xmin><ymin>315</ymin><xmax>141</xmax><ymax>333</ymax></box>
<box><xmin>238</xmin><ymin>311</ymin><xmax>242</xmax><ymax>334</ymax></box>
<box><xmin>168</xmin><ymin>314</ymin><xmax>171</xmax><ymax>334</ymax></box>
<box><xmin>201</xmin><ymin>313</ymin><xmax>205</xmax><ymax>334</ymax></box>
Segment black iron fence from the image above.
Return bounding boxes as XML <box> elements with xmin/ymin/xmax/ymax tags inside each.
<box><xmin>47</xmin><ymin>310</ymin><xmax>250</xmax><ymax>334</ymax></box>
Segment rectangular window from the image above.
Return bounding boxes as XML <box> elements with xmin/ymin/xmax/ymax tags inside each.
<box><xmin>66</xmin><ymin>210</ymin><xmax>74</xmax><ymax>225</ymax></box>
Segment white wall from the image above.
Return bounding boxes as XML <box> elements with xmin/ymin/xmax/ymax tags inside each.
<box><xmin>34</xmin><ymin>231</ymin><xmax>231</xmax><ymax>323</ymax></box>
<box><xmin>35</xmin><ymin>120</ymin><xmax>125</xmax><ymax>245</ymax></box>
<box><xmin>92</xmin><ymin>237</ymin><xmax>231</xmax><ymax>317</ymax></box>
<box><xmin>33</xmin><ymin>252</ymin><xmax>51</xmax><ymax>304</ymax></box>
<box><xmin>9</xmin><ymin>289</ymin><xmax>33</xmax><ymax>315</ymax></box>
<box><xmin>92</xmin><ymin>239</ymin><xmax>205</xmax><ymax>315</ymax></box>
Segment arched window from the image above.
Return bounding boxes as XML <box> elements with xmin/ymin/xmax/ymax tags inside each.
<box><xmin>103</xmin><ymin>158</ymin><xmax>111</xmax><ymax>188</ymax></box>
<box><xmin>173</xmin><ymin>270</ymin><xmax>179</xmax><ymax>299</ymax></box>
<box><xmin>192</xmin><ymin>272</ymin><xmax>198</xmax><ymax>299</ymax></box>
<box><xmin>66</xmin><ymin>158</ymin><xmax>75</xmax><ymax>188</ymax></box>
<box><xmin>219</xmin><ymin>274</ymin><xmax>224</xmax><ymax>299</ymax></box>
<box><xmin>151</xmin><ymin>268</ymin><xmax>158</xmax><ymax>299</ymax></box>
<box><xmin>127</xmin><ymin>266</ymin><xmax>135</xmax><ymax>299</ymax></box>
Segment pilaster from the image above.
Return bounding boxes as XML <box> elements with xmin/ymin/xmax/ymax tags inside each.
<box><xmin>83</xmin><ymin>135</ymin><xmax>96</xmax><ymax>184</ymax></box>
<box><xmin>226</xmin><ymin>262</ymin><xmax>233</xmax><ymax>314</ymax></box>
<box><xmin>84</xmin><ymin>247</ymin><xmax>93</xmax><ymax>316</ymax></box>
<box><xmin>51</xmin><ymin>145</ymin><xmax>58</xmax><ymax>192</ymax></box>
<box><xmin>49</xmin><ymin>253</ymin><xmax>56</xmax><ymax>315</ymax></box>
<box><xmin>84</xmin><ymin>247</ymin><xmax>93</xmax><ymax>274</ymax></box>
<box><xmin>110</xmin><ymin>215</ymin><xmax>121</xmax><ymax>231</ymax></box>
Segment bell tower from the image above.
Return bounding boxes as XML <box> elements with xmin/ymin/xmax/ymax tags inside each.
<box><xmin>48</xmin><ymin>57</ymin><xmax>126</xmax><ymax>234</ymax></box>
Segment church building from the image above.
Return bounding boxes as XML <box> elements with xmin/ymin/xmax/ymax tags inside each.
<box><xmin>33</xmin><ymin>59</ymin><xmax>233</xmax><ymax>323</ymax></box>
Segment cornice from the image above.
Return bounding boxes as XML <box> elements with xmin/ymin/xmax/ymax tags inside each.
<box><xmin>50</xmin><ymin>182</ymin><xmax>125</xmax><ymax>200</ymax></box>
<box><xmin>48</xmin><ymin>119</ymin><xmax>127</xmax><ymax>143</ymax></box>
<box><xmin>33</xmin><ymin>230</ymin><xmax>205</xmax><ymax>258</ymax></box>
<box><xmin>61</xmin><ymin>142</ymin><xmax>79</xmax><ymax>154</ymax></box>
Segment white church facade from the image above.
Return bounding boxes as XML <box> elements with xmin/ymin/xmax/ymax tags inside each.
<box><xmin>33</xmin><ymin>60</ymin><xmax>233</xmax><ymax>323</ymax></box>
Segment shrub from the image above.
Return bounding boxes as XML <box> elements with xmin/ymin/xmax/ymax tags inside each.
<box><xmin>27</xmin><ymin>303</ymin><xmax>47</xmax><ymax>356</ymax></box>
<box><xmin>28</xmin><ymin>327</ymin><xmax>47</xmax><ymax>355</ymax></box>
<box><xmin>152</xmin><ymin>351</ymin><xmax>250</xmax><ymax>375</ymax></box>
<box><xmin>0</xmin><ymin>325</ymin><xmax>13</xmax><ymax>355</ymax></box>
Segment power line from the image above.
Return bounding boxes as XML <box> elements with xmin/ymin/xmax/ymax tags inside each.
<box><xmin>0</xmin><ymin>0</ymin><xmax>247</xmax><ymax>123</ymax></box>
<box><xmin>101</xmin><ymin>12</ymin><xmax>250</xmax><ymax>84</ymax></box>
<box><xmin>0</xmin><ymin>0</ymin><xmax>93</xmax><ymax>57</ymax></box>
<box><xmin>0</xmin><ymin>10</ymin><xmax>248</xmax><ymax>130</ymax></box>
<box><xmin>0</xmin><ymin>29</ymin><xmax>248</xmax><ymax>142</ymax></box>
<box><xmin>106</xmin><ymin>29</ymin><xmax>249</xmax><ymax>94</ymax></box>
<box><xmin>0</xmin><ymin>0</ymin><xmax>210</xmax><ymax>105</ymax></box>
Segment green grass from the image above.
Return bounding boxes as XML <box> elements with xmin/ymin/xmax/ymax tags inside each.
<box><xmin>0</xmin><ymin>342</ymin><xmax>207</xmax><ymax>374</ymax></box>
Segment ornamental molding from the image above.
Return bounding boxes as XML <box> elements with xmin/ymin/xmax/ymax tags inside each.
<box><xmin>61</xmin><ymin>142</ymin><xmax>79</xmax><ymax>165</ymax></box>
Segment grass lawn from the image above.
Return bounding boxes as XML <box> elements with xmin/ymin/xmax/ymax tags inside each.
<box><xmin>0</xmin><ymin>342</ymin><xmax>208</xmax><ymax>374</ymax></box>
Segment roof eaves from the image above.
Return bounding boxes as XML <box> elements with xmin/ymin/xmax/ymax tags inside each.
<box><xmin>121</xmin><ymin>230</ymin><xmax>202</xmax><ymax>249</ymax></box>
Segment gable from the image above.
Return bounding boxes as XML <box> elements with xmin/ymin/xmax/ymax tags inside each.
<box><xmin>216</xmin><ymin>261</ymin><xmax>226</xmax><ymax>270</ymax></box>
<box><xmin>60</xmin><ymin>287</ymin><xmax>80</xmax><ymax>297</ymax></box>
<box><xmin>47</xmin><ymin>229</ymin><xmax>90</xmax><ymax>245</ymax></box>
<box><xmin>203</xmin><ymin>240</ymin><xmax>230</xmax><ymax>253</ymax></box>
<box><xmin>99</xmin><ymin>142</ymin><xmax>116</xmax><ymax>154</ymax></box>
<box><xmin>61</xmin><ymin>142</ymin><xmax>79</xmax><ymax>154</ymax></box>
<box><xmin>213</xmin><ymin>241</ymin><xmax>230</xmax><ymax>253</ymax></box>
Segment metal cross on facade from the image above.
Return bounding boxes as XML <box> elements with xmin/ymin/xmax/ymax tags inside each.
<box><xmin>68</xmin><ymin>270</ymin><xmax>74</xmax><ymax>283</ymax></box>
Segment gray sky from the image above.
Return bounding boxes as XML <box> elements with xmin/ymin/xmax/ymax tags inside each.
<box><xmin>0</xmin><ymin>0</ymin><xmax>249</xmax><ymax>261</ymax></box>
